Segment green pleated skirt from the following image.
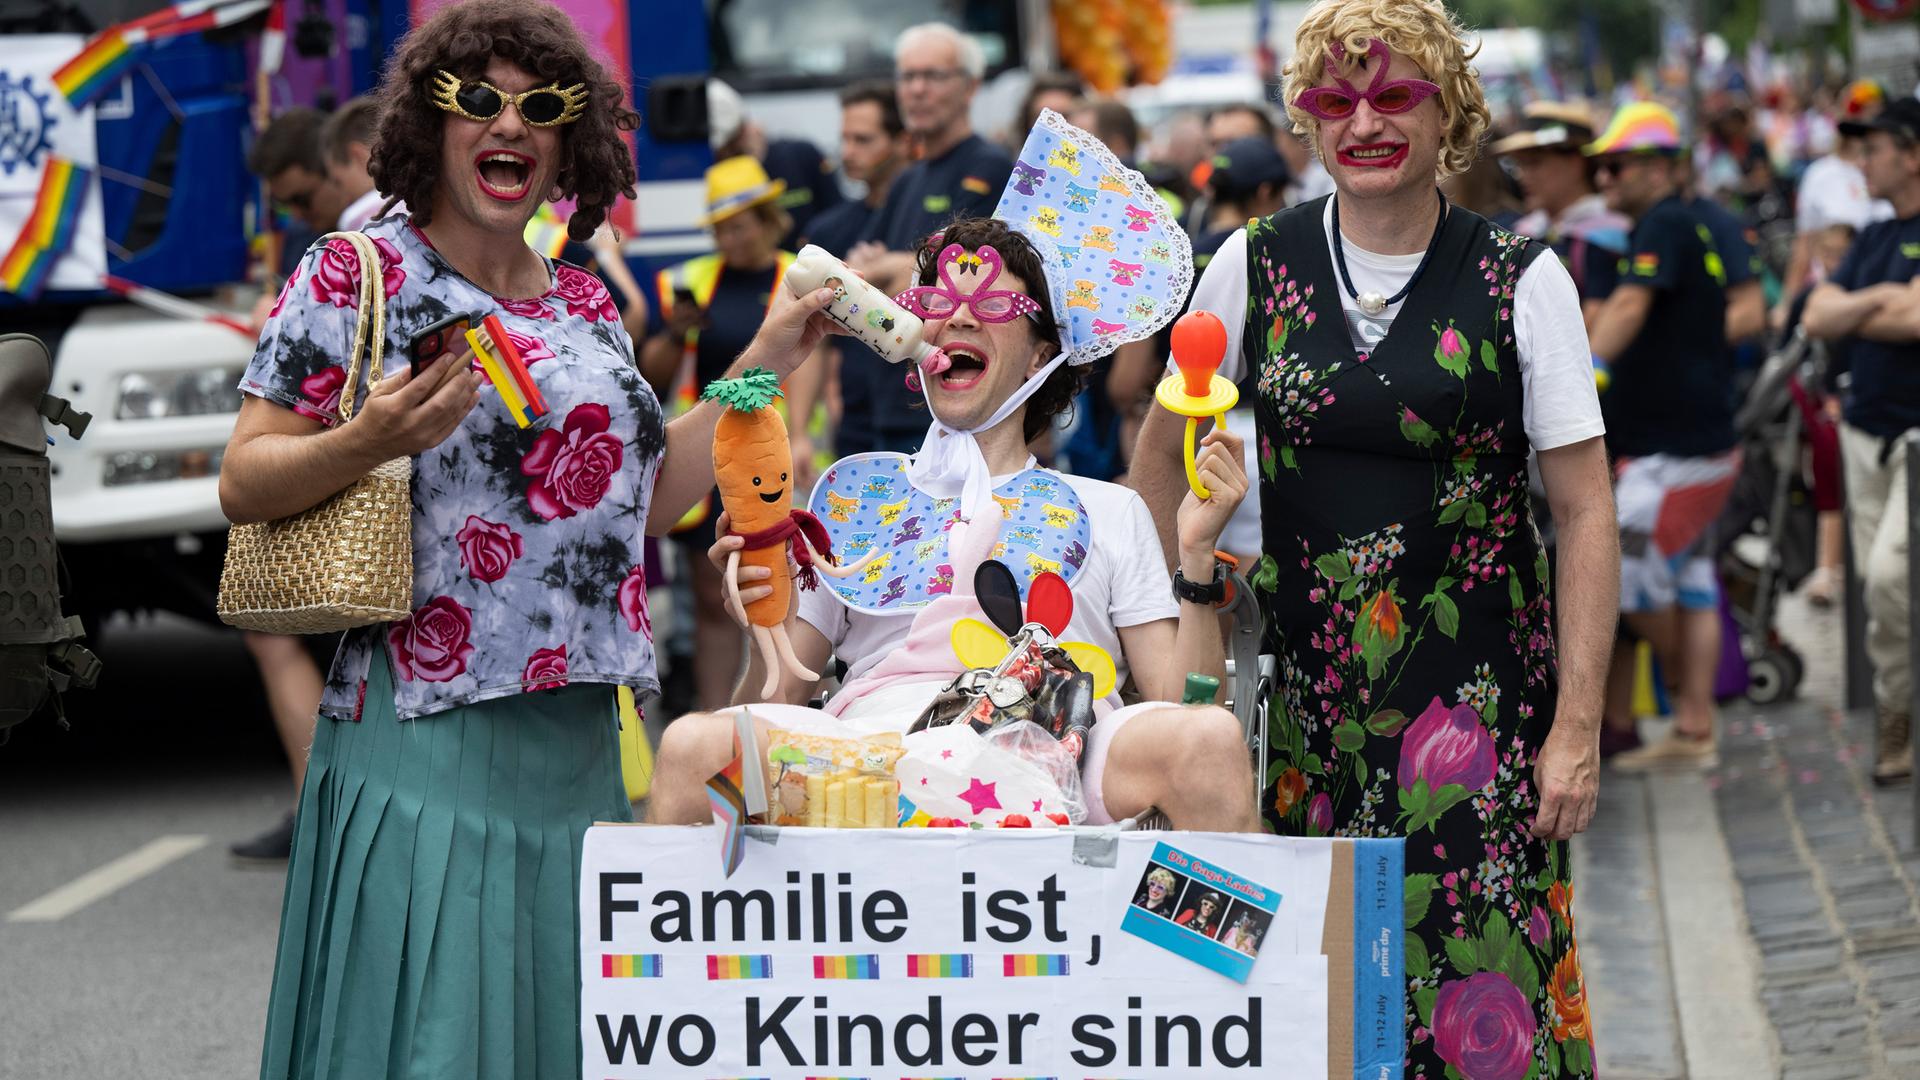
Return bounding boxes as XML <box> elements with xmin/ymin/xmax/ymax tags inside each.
<box><xmin>259</xmin><ymin>653</ymin><xmax>633</xmax><ymax>1080</ymax></box>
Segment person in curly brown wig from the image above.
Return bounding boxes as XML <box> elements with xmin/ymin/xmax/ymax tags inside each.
<box><xmin>370</xmin><ymin>0</ymin><xmax>637</xmax><ymax>245</ymax></box>
<box><xmin>231</xmin><ymin>6</ymin><xmax>856</xmax><ymax>1078</ymax></box>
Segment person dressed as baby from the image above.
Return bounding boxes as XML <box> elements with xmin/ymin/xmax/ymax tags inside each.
<box><xmin>648</xmin><ymin>112</ymin><xmax>1260</xmax><ymax>832</ymax></box>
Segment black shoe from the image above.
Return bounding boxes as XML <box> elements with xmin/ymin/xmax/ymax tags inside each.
<box><xmin>230</xmin><ymin>811</ymin><xmax>296</xmax><ymax>862</ymax></box>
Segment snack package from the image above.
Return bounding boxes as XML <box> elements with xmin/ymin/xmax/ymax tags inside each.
<box><xmin>765</xmin><ymin>729</ymin><xmax>906</xmax><ymax>827</ymax></box>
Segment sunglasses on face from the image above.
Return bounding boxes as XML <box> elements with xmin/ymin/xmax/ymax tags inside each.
<box><xmin>431</xmin><ymin>70</ymin><xmax>588</xmax><ymax>127</ymax></box>
<box><xmin>895</xmin><ymin>243</ymin><xmax>1044</xmax><ymax>325</ymax></box>
<box><xmin>894</xmin><ymin>287</ymin><xmax>1039</xmax><ymax>322</ymax></box>
<box><xmin>1292</xmin><ymin>37</ymin><xmax>1440</xmax><ymax>122</ymax></box>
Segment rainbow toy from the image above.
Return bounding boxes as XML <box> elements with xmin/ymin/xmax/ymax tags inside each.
<box><xmin>600</xmin><ymin>954</ymin><xmax>662</xmax><ymax>978</ymax></box>
<box><xmin>1</xmin><ymin>157</ymin><xmax>92</xmax><ymax>299</ymax></box>
<box><xmin>1155</xmin><ymin>311</ymin><xmax>1239</xmax><ymax>498</ymax></box>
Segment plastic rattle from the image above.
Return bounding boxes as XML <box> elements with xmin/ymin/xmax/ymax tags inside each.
<box><xmin>1155</xmin><ymin>311</ymin><xmax>1239</xmax><ymax>499</ymax></box>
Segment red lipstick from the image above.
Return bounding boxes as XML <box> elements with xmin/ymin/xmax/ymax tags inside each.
<box><xmin>1336</xmin><ymin>142</ymin><xmax>1408</xmax><ymax>169</ymax></box>
<box><xmin>473</xmin><ymin>149</ymin><xmax>536</xmax><ymax>201</ymax></box>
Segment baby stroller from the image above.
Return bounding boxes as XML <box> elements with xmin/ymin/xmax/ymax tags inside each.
<box><xmin>1715</xmin><ymin>329</ymin><xmax>1824</xmax><ymax>704</ymax></box>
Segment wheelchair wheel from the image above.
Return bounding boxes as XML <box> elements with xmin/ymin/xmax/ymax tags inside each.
<box><xmin>1746</xmin><ymin>649</ymin><xmax>1799</xmax><ymax>706</ymax></box>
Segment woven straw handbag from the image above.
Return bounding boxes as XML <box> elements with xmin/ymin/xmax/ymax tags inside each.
<box><xmin>217</xmin><ymin>231</ymin><xmax>413</xmax><ymax>634</ymax></box>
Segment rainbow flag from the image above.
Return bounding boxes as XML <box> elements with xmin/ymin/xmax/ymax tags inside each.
<box><xmin>52</xmin><ymin>0</ymin><xmax>272</xmax><ymax>108</ymax></box>
<box><xmin>1001</xmin><ymin>953</ymin><xmax>1070</xmax><ymax>977</ymax></box>
<box><xmin>600</xmin><ymin>953</ymin><xmax>662</xmax><ymax>978</ymax></box>
<box><xmin>51</xmin><ymin>31</ymin><xmax>133</xmax><ymax>107</ymax></box>
<box><xmin>706</xmin><ymin>954</ymin><xmax>772</xmax><ymax>980</ymax></box>
<box><xmin>1</xmin><ymin>157</ymin><xmax>92</xmax><ymax>298</ymax></box>
<box><xmin>905</xmin><ymin>954</ymin><xmax>972</xmax><ymax>978</ymax></box>
<box><xmin>811</xmin><ymin>954</ymin><xmax>880</xmax><ymax>980</ymax></box>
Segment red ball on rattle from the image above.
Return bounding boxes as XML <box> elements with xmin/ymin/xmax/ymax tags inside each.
<box><xmin>1171</xmin><ymin>311</ymin><xmax>1228</xmax><ymax>398</ymax></box>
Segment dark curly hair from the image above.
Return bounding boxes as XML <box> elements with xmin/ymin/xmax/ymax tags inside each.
<box><xmin>368</xmin><ymin>0</ymin><xmax>639</xmax><ymax>242</ymax></box>
<box><xmin>912</xmin><ymin>217</ymin><xmax>1089</xmax><ymax>443</ymax></box>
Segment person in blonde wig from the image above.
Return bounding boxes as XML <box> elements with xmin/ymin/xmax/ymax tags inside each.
<box><xmin>1135</xmin><ymin>1</ymin><xmax>1617</xmax><ymax>1073</ymax></box>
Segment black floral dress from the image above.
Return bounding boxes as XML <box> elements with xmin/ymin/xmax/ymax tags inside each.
<box><xmin>1242</xmin><ymin>199</ymin><xmax>1595</xmax><ymax>1080</ymax></box>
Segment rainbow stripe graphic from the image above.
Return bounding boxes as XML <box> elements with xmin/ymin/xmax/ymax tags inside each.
<box><xmin>904</xmin><ymin>954</ymin><xmax>973</xmax><ymax>978</ymax></box>
<box><xmin>1001</xmin><ymin>953</ymin><xmax>1070</xmax><ymax>977</ymax></box>
<box><xmin>1</xmin><ymin>157</ymin><xmax>92</xmax><ymax>298</ymax></box>
<box><xmin>811</xmin><ymin>954</ymin><xmax>880</xmax><ymax>980</ymax></box>
<box><xmin>599</xmin><ymin>953</ymin><xmax>662</xmax><ymax>978</ymax></box>
<box><xmin>705</xmin><ymin>954</ymin><xmax>772</xmax><ymax>980</ymax></box>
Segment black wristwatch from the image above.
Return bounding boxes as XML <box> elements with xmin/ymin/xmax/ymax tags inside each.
<box><xmin>1173</xmin><ymin>564</ymin><xmax>1226</xmax><ymax>606</ymax></box>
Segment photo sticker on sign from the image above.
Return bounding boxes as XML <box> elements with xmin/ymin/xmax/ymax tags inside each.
<box><xmin>1120</xmin><ymin>841</ymin><xmax>1283</xmax><ymax>983</ymax></box>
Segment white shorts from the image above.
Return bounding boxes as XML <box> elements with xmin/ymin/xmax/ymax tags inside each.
<box><xmin>729</xmin><ymin>689</ymin><xmax>1161</xmax><ymax>825</ymax></box>
<box><xmin>1615</xmin><ymin>449</ymin><xmax>1741</xmax><ymax>613</ymax></box>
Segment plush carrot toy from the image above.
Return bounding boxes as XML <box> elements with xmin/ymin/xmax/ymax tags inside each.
<box><xmin>704</xmin><ymin>368</ymin><xmax>872</xmax><ymax>696</ymax></box>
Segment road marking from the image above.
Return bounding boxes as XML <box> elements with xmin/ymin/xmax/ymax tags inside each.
<box><xmin>1647</xmin><ymin>771</ymin><xmax>1778</xmax><ymax>1078</ymax></box>
<box><xmin>6</xmin><ymin>835</ymin><xmax>209</xmax><ymax>922</ymax></box>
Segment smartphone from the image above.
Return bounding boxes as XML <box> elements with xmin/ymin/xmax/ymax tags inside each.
<box><xmin>672</xmin><ymin>286</ymin><xmax>698</xmax><ymax>309</ymax></box>
<box><xmin>410</xmin><ymin>310</ymin><xmax>480</xmax><ymax>373</ymax></box>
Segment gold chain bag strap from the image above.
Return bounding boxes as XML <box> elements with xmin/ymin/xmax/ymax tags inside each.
<box><xmin>217</xmin><ymin>231</ymin><xmax>413</xmax><ymax>633</ymax></box>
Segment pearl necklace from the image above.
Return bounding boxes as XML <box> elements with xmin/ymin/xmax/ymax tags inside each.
<box><xmin>1331</xmin><ymin>190</ymin><xmax>1448</xmax><ymax>317</ymax></box>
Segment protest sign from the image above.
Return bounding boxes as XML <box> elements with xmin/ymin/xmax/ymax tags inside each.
<box><xmin>581</xmin><ymin>826</ymin><xmax>1404</xmax><ymax>1079</ymax></box>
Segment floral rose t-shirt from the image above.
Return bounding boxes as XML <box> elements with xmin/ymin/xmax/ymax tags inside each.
<box><xmin>240</xmin><ymin>213</ymin><xmax>665</xmax><ymax>720</ymax></box>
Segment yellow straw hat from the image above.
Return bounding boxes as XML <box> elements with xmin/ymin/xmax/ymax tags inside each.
<box><xmin>699</xmin><ymin>155</ymin><xmax>786</xmax><ymax>227</ymax></box>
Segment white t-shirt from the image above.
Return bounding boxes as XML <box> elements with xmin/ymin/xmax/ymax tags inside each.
<box><xmin>1796</xmin><ymin>155</ymin><xmax>1894</xmax><ymax>235</ymax></box>
<box><xmin>337</xmin><ymin>190</ymin><xmax>407</xmax><ymax>233</ymax></box>
<box><xmin>1182</xmin><ymin>201</ymin><xmax>1605</xmax><ymax>452</ymax></box>
<box><xmin>798</xmin><ymin>470</ymin><xmax>1180</xmax><ymax>692</ymax></box>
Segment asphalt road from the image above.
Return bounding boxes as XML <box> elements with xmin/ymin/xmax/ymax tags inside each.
<box><xmin>1</xmin><ymin>614</ymin><xmax>295</xmax><ymax>1079</ymax></box>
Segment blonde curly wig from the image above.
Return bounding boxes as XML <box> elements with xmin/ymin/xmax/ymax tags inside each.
<box><xmin>1281</xmin><ymin>0</ymin><xmax>1490</xmax><ymax>179</ymax></box>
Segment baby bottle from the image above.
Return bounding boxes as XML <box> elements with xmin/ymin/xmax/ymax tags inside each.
<box><xmin>786</xmin><ymin>245</ymin><xmax>945</xmax><ymax>370</ymax></box>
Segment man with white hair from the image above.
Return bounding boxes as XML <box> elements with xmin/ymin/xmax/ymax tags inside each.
<box><xmin>837</xmin><ymin>22</ymin><xmax>1013</xmax><ymax>456</ymax></box>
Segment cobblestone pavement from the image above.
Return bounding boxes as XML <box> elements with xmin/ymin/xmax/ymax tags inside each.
<box><xmin>1715</xmin><ymin>592</ymin><xmax>1920</xmax><ymax>1079</ymax></box>
<box><xmin>1574</xmin><ymin>587</ymin><xmax>1920</xmax><ymax>1079</ymax></box>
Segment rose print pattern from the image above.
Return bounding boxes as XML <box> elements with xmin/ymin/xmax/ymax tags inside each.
<box><xmin>294</xmin><ymin>366</ymin><xmax>347</xmax><ymax>426</ymax></box>
<box><xmin>1246</xmin><ymin>206</ymin><xmax>1591</xmax><ymax>1076</ymax></box>
<box><xmin>554</xmin><ymin>264</ymin><xmax>618</xmax><ymax>322</ymax></box>
<box><xmin>523</xmin><ymin>645</ymin><xmax>569</xmax><ymax>690</ymax></box>
<box><xmin>455</xmin><ymin>515</ymin><xmax>523</xmax><ymax>583</ymax></box>
<box><xmin>387</xmin><ymin>596</ymin><xmax>476</xmax><ymax>683</ymax></box>
<box><xmin>498</xmin><ymin>295</ymin><xmax>556</xmax><ymax>321</ymax></box>
<box><xmin>309</xmin><ymin>235</ymin><xmax>405</xmax><ymax>307</ymax></box>
<box><xmin>617</xmin><ymin>565</ymin><xmax>651</xmax><ymax>634</ymax></box>
<box><xmin>521</xmin><ymin>402</ymin><xmax>624</xmax><ymax>521</ymax></box>
<box><xmin>239</xmin><ymin>218</ymin><xmax>666</xmax><ymax>721</ymax></box>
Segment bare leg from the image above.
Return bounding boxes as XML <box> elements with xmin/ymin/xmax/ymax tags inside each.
<box><xmin>1623</xmin><ymin>608</ymin><xmax>1681</xmax><ymax>692</ymax></box>
<box><xmin>646</xmin><ymin>710</ymin><xmax>773</xmax><ymax>824</ymax></box>
<box><xmin>688</xmin><ymin>555</ymin><xmax>745</xmax><ymax>713</ymax></box>
<box><xmin>1096</xmin><ymin>706</ymin><xmax>1261</xmax><ymax>832</ymax></box>
<box><xmin>1673</xmin><ymin>607</ymin><xmax>1721</xmax><ymax>740</ymax></box>
<box><xmin>1603</xmin><ymin>636</ymin><xmax>1638</xmax><ymax>737</ymax></box>
<box><xmin>242</xmin><ymin>631</ymin><xmax>324</xmax><ymax>795</ymax></box>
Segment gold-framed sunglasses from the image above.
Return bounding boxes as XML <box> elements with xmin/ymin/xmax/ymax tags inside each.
<box><xmin>431</xmin><ymin>69</ymin><xmax>588</xmax><ymax>127</ymax></box>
